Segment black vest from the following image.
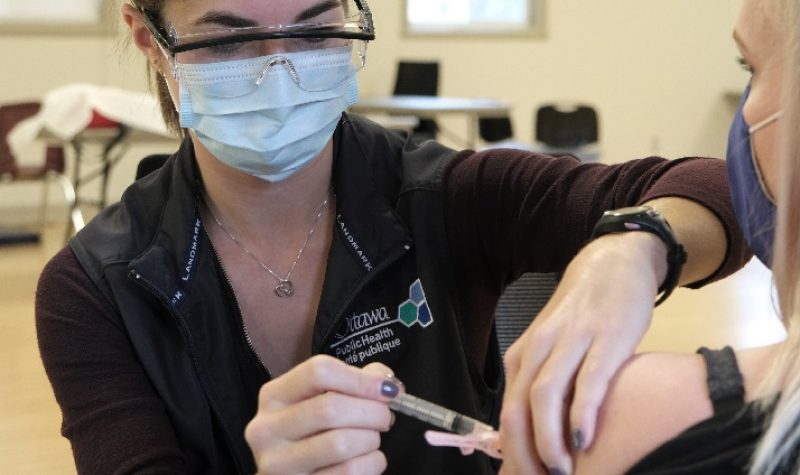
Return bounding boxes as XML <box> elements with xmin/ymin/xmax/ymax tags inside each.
<box><xmin>70</xmin><ymin>114</ymin><xmax>502</xmax><ymax>474</ymax></box>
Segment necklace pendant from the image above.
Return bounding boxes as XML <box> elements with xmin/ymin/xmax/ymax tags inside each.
<box><xmin>274</xmin><ymin>280</ymin><xmax>295</xmax><ymax>298</ymax></box>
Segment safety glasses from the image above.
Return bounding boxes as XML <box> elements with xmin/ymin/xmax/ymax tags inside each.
<box><xmin>137</xmin><ymin>0</ymin><xmax>374</xmax><ymax>94</ymax></box>
<box><xmin>138</xmin><ymin>0</ymin><xmax>374</xmax><ymax>64</ymax></box>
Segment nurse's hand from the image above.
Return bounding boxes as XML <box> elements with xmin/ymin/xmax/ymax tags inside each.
<box><xmin>245</xmin><ymin>355</ymin><xmax>398</xmax><ymax>474</ymax></box>
<box><xmin>499</xmin><ymin>232</ymin><xmax>666</xmax><ymax>475</ymax></box>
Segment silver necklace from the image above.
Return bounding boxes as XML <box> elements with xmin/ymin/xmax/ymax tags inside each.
<box><xmin>204</xmin><ymin>191</ymin><xmax>332</xmax><ymax>298</ymax></box>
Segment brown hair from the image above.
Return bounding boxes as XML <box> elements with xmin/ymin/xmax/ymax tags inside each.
<box><xmin>129</xmin><ymin>0</ymin><xmax>182</xmax><ymax>134</ymax></box>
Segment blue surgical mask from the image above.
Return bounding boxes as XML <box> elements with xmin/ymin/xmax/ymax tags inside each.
<box><xmin>726</xmin><ymin>83</ymin><xmax>781</xmax><ymax>266</ymax></box>
<box><xmin>174</xmin><ymin>47</ymin><xmax>359</xmax><ymax>182</ymax></box>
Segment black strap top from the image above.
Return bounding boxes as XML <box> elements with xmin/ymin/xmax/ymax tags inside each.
<box><xmin>626</xmin><ymin>346</ymin><xmax>770</xmax><ymax>474</ymax></box>
<box><xmin>697</xmin><ymin>346</ymin><xmax>745</xmax><ymax>414</ymax></box>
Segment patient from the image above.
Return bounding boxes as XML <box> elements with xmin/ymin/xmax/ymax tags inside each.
<box><xmin>563</xmin><ymin>0</ymin><xmax>798</xmax><ymax>473</ymax></box>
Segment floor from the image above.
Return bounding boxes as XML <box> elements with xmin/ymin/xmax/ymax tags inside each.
<box><xmin>0</xmin><ymin>220</ymin><xmax>786</xmax><ymax>473</ymax></box>
<box><xmin>1</xmin><ymin>222</ymin><xmax>76</xmax><ymax>474</ymax></box>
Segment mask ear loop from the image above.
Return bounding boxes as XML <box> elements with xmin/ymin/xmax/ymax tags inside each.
<box><xmin>749</xmin><ymin>111</ymin><xmax>782</xmax><ymax>132</ymax></box>
<box><xmin>167</xmin><ymin>60</ymin><xmax>194</xmax><ymax>128</ymax></box>
<box><xmin>161</xmin><ymin>60</ymin><xmax>194</xmax><ymax>128</ymax></box>
<box><xmin>748</xmin><ymin>110</ymin><xmax>782</xmax><ymax>203</ymax></box>
<box><xmin>152</xmin><ymin>23</ymin><xmax>195</xmax><ymax>129</ymax></box>
<box><xmin>177</xmin><ymin>80</ymin><xmax>194</xmax><ymax>129</ymax></box>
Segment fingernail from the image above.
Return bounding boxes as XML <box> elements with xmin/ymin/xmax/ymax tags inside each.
<box><xmin>571</xmin><ymin>429</ymin><xmax>585</xmax><ymax>450</ymax></box>
<box><xmin>548</xmin><ymin>468</ymin><xmax>565</xmax><ymax>475</ymax></box>
<box><xmin>381</xmin><ymin>379</ymin><xmax>400</xmax><ymax>398</ymax></box>
<box><xmin>389</xmin><ymin>412</ymin><xmax>396</xmax><ymax>427</ymax></box>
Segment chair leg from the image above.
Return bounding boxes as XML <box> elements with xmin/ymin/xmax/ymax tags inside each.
<box><xmin>50</xmin><ymin>172</ymin><xmax>83</xmax><ymax>242</ymax></box>
<box><xmin>39</xmin><ymin>178</ymin><xmax>50</xmax><ymax>231</ymax></box>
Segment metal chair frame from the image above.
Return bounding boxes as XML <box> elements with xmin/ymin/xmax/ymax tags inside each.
<box><xmin>0</xmin><ymin>101</ymin><xmax>78</xmax><ymax>241</ymax></box>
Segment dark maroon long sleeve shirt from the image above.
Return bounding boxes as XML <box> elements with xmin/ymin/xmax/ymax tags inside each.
<box><xmin>36</xmin><ymin>149</ymin><xmax>748</xmax><ymax>473</ymax></box>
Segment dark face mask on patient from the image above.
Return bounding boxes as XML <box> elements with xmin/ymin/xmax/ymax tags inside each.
<box><xmin>726</xmin><ymin>83</ymin><xmax>780</xmax><ymax>267</ymax></box>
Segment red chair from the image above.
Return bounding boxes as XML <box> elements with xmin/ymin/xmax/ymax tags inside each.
<box><xmin>0</xmin><ymin>101</ymin><xmax>78</xmax><ymax>240</ymax></box>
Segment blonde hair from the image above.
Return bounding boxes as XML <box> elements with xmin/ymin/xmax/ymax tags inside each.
<box><xmin>750</xmin><ymin>0</ymin><xmax>800</xmax><ymax>472</ymax></box>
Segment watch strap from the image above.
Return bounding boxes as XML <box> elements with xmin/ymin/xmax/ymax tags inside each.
<box><xmin>591</xmin><ymin>208</ymin><xmax>687</xmax><ymax>306</ymax></box>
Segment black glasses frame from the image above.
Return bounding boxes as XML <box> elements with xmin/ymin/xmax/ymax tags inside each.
<box><xmin>138</xmin><ymin>0</ymin><xmax>375</xmax><ymax>57</ymax></box>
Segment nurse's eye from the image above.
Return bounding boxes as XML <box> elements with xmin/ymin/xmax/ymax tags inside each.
<box><xmin>208</xmin><ymin>41</ymin><xmax>246</xmax><ymax>57</ymax></box>
<box><xmin>287</xmin><ymin>37</ymin><xmax>348</xmax><ymax>52</ymax></box>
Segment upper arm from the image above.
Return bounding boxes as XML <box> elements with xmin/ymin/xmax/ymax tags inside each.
<box><xmin>443</xmin><ymin>151</ymin><xmax>725</xmax><ymax>281</ymax></box>
<box><xmin>642</xmin><ymin>196</ymin><xmax>728</xmax><ymax>287</ymax></box>
<box><xmin>637</xmin><ymin>158</ymin><xmax>752</xmax><ymax>285</ymax></box>
<box><xmin>35</xmin><ymin>247</ymin><xmax>185</xmax><ymax>473</ymax></box>
<box><xmin>574</xmin><ymin>352</ymin><xmax>713</xmax><ymax>475</ymax></box>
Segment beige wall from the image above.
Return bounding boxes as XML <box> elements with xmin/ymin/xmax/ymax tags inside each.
<box><xmin>360</xmin><ymin>0</ymin><xmax>745</xmax><ymax>160</ymax></box>
<box><xmin>0</xmin><ymin>1</ymin><xmax>745</xmax><ymax>217</ymax></box>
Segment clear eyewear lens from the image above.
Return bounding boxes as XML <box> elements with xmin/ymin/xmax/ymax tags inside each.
<box><xmin>173</xmin><ymin>40</ymin><xmax>366</xmax><ymax>97</ymax></box>
<box><xmin>163</xmin><ymin>0</ymin><xmax>372</xmax><ymax>97</ymax></box>
<box><xmin>175</xmin><ymin>35</ymin><xmax>353</xmax><ymax>64</ymax></box>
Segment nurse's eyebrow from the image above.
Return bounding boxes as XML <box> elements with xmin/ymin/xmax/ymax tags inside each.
<box><xmin>192</xmin><ymin>11</ymin><xmax>258</xmax><ymax>28</ymax></box>
<box><xmin>295</xmin><ymin>1</ymin><xmax>342</xmax><ymax>23</ymax></box>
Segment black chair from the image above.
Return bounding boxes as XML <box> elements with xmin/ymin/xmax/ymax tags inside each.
<box><xmin>494</xmin><ymin>272</ymin><xmax>560</xmax><ymax>357</ymax></box>
<box><xmin>534</xmin><ymin>104</ymin><xmax>599</xmax><ymax>161</ymax></box>
<box><xmin>479</xmin><ymin>117</ymin><xmax>514</xmax><ymax>144</ymax></box>
<box><xmin>135</xmin><ymin>154</ymin><xmax>170</xmax><ymax>180</ymax></box>
<box><xmin>393</xmin><ymin>61</ymin><xmax>440</xmax><ymax>142</ymax></box>
<box><xmin>478</xmin><ymin>116</ymin><xmax>537</xmax><ymax>151</ymax></box>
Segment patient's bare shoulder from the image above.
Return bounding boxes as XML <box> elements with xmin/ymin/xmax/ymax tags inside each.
<box><xmin>574</xmin><ymin>351</ymin><xmax>711</xmax><ymax>475</ymax></box>
<box><xmin>573</xmin><ymin>344</ymin><xmax>781</xmax><ymax>475</ymax></box>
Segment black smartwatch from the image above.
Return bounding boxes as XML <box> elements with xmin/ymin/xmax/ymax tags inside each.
<box><xmin>590</xmin><ymin>205</ymin><xmax>687</xmax><ymax>306</ymax></box>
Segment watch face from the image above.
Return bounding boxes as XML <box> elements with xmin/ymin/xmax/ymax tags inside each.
<box><xmin>608</xmin><ymin>205</ymin><xmax>652</xmax><ymax>217</ymax></box>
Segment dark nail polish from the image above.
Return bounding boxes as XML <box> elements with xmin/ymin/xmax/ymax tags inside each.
<box><xmin>381</xmin><ymin>379</ymin><xmax>399</xmax><ymax>398</ymax></box>
<box><xmin>548</xmin><ymin>468</ymin><xmax>565</xmax><ymax>475</ymax></box>
<box><xmin>571</xmin><ymin>429</ymin><xmax>585</xmax><ymax>450</ymax></box>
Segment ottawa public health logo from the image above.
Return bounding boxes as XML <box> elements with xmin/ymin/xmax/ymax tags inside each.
<box><xmin>329</xmin><ymin>278</ymin><xmax>434</xmax><ymax>364</ymax></box>
<box><xmin>398</xmin><ymin>279</ymin><xmax>433</xmax><ymax>328</ymax></box>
